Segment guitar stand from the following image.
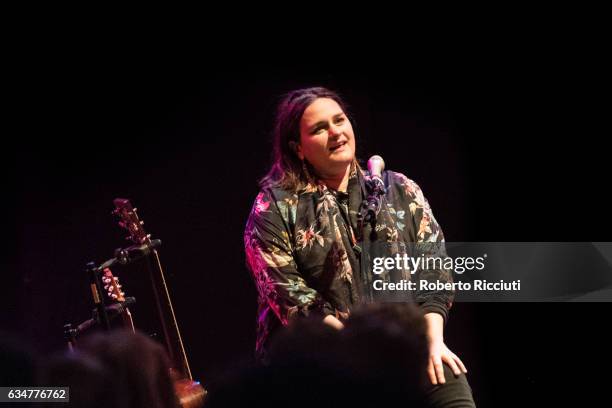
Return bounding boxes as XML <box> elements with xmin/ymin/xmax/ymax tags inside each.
<box><xmin>63</xmin><ymin>297</ymin><xmax>137</xmax><ymax>351</ymax></box>
<box><xmin>63</xmin><ymin>258</ymin><xmax>138</xmax><ymax>351</ymax></box>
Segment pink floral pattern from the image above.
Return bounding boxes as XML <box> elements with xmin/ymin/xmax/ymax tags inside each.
<box><xmin>244</xmin><ymin>168</ymin><xmax>453</xmax><ymax>360</ymax></box>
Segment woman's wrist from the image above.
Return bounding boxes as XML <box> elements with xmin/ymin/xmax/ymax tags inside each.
<box><xmin>424</xmin><ymin>312</ymin><xmax>444</xmax><ymax>343</ymax></box>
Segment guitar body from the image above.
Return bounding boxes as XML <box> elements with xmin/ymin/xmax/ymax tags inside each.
<box><xmin>174</xmin><ymin>377</ymin><xmax>207</xmax><ymax>408</ymax></box>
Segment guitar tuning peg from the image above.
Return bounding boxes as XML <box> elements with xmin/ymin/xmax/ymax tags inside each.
<box><xmin>111</xmin><ymin>294</ymin><xmax>117</xmax><ymax>299</ymax></box>
<box><xmin>134</xmin><ymin>208</ymin><xmax>138</xmax><ymax>212</ymax></box>
<box><xmin>139</xmin><ymin>221</ymin><xmax>144</xmax><ymax>225</ymax></box>
<box><xmin>146</xmin><ymin>234</ymin><xmax>151</xmax><ymax>239</ymax></box>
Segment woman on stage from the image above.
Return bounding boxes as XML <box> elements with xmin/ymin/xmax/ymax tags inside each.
<box><xmin>244</xmin><ymin>87</ymin><xmax>475</xmax><ymax>407</ymax></box>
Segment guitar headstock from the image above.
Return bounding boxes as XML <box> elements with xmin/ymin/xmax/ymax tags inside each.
<box><xmin>102</xmin><ymin>267</ymin><xmax>126</xmax><ymax>302</ymax></box>
<box><xmin>113</xmin><ymin>198</ymin><xmax>150</xmax><ymax>245</ymax></box>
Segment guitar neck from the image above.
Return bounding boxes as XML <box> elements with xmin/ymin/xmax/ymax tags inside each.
<box><xmin>112</xmin><ymin>198</ymin><xmax>194</xmax><ymax>382</ymax></box>
<box><xmin>147</xmin><ymin>250</ymin><xmax>194</xmax><ymax>381</ymax></box>
<box><xmin>121</xmin><ymin>308</ymin><xmax>136</xmax><ymax>333</ymax></box>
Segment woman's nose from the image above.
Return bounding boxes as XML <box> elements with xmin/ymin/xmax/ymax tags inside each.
<box><xmin>329</xmin><ymin>124</ymin><xmax>342</xmax><ymax>137</ymax></box>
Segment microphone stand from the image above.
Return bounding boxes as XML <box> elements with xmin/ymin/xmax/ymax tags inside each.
<box><xmin>358</xmin><ymin>172</ymin><xmax>386</xmax><ymax>241</ymax></box>
<box><xmin>357</xmin><ymin>167</ymin><xmax>387</xmax><ymax>303</ymax></box>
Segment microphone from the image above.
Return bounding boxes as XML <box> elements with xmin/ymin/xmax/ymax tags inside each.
<box><xmin>367</xmin><ymin>155</ymin><xmax>385</xmax><ymax>180</ymax></box>
<box><xmin>363</xmin><ymin>155</ymin><xmax>386</xmax><ymax>224</ymax></box>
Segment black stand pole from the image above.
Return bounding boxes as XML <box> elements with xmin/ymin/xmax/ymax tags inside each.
<box><xmin>87</xmin><ymin>261</ymin><xmax>111</xmax><ymax>331</ymax></box>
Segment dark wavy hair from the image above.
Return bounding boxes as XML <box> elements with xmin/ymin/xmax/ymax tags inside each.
<box><xmin>259</xmin><ymin>87</ymin><xmax>361</xmax><ymax>192</ymax></box>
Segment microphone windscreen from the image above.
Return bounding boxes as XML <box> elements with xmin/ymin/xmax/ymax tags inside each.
<box><xmin>367</xmin><ymin>155</ymin><xmax>385</xmax><ymax>178</ymax></box>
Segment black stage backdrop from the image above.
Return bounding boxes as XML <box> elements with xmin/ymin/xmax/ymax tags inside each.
<box><xmin>4</xmin><ymin>51</ymin><xmax>610</xmax><ymax>406</ymax></box>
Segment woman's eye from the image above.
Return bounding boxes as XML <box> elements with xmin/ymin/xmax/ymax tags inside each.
<box><xmin>335</xmin><ymin>117</ymin><xmax>345</xmax><ymax>124</ymax></box>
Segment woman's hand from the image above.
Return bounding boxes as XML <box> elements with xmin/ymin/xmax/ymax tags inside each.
<box><xmin>424</xmin><ymin>312</ymin><xmax>468</xmax><ymax>385</ymax></box>
<box><xmin>323</xmin><ymin>314</ymin><xmax>345</xmax><ymax>330</ymax></box>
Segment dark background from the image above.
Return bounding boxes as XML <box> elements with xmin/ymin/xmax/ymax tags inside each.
<box><xmin>4</xmin><ymin>46</ymin><xmax>610</xmax><ymax>406</ymax></box>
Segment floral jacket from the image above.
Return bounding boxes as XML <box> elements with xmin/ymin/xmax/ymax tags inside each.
<box><xmin>244</xmin><ymin>167</ymin><xmax>454</xmax><ymax>360</ymax></box>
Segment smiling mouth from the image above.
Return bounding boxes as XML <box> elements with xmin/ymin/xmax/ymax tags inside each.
<box><xmin>329</xmin><ymin>141</ymin><xmax>347</xmax><ymax>152</ymax></box>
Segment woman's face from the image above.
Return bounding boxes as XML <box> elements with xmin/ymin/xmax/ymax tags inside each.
<box><xmin>297</xmin><ymin>97</ymin><xmax>356</xmax><ymax>177</ymax></box>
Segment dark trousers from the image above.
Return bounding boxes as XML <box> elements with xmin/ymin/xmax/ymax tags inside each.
<box><xmin>423</xmin><ymin>364</ymin><xmax>476</xmax><ymax>408</ymax></box>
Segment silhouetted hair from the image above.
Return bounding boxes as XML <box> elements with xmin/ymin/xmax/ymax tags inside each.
<box><xmin>80</xmin><ymin>330</ymin><xmax>180</xmax><ymax>408</ymax></box>
<box><xmin>39</xmin><ymin>330</ymin><xmax>180</xmax><ymax>408</ymax></box>
<box><xmin>38</xmin><ymin>351</ymin><xmax>112</xmax><ymax>408</ymax></box>
<box><xmin>206</xmin><ymin>304</ymin><xmax>429</xmax><ymax>407</ymax></box>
